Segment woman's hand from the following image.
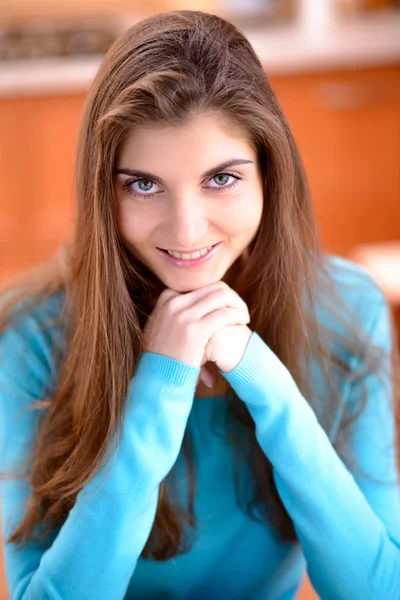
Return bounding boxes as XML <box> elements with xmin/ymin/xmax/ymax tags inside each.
<box><xmin>204</xmin><ymin>323</ymin><xmax>252</xmax><ymax>373</ymax></box>
<box><xmin>143</xmin><ymin>281</ymin><xmax>250</xmax><ymax>369</ymax></box>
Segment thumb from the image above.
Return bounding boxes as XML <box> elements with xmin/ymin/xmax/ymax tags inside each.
<box><xmin>201</xmin><ymin>347</ymin><xmax>208</xmax><ymax>367</ymax></box>
<box><xmin>199</xmin><ymin>365</ymin><xmax>215</xmax><ymax>388</ymax></box>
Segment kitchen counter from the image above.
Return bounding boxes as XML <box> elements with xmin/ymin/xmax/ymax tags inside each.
<box><xmin>0</xmin><ymin>9</ymin><xmax>399</xmax><ymax>97</ymax></box>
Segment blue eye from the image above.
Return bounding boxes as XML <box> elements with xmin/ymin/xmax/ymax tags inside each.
<box><xmin>124</xmin><ymin>179</ymin><xmax>160</xmax><ymax>196</ymax></box>
<box><xmin>211</xmin><ymin>173</ymin><xmax>242</xmax><ymax>192</ymax></box>
<box><xmin>122</xmin><ymin>172</ymin><xmax>242</xmax><ymax>199</ymax></box>
<box><xmin>212</xmin><ymin>174</ymin><xmax>230</xmax><ymax>186</ymax></box>
<box><xmin>135</xmin><ymin>180</ymin><xmax>154</xmax><ymax>192</ymax></box>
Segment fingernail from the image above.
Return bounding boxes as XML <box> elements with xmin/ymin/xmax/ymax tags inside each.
<box><xmin>202</xmin><ymin>371</ymin><xmax>215</xmax><ymax>388</ymax></box>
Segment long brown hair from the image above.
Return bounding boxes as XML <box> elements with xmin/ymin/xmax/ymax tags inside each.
<box><xmin>1</xmin><ymin>10</ymin><xmax>399</xmax><ymax>560</ymax></box>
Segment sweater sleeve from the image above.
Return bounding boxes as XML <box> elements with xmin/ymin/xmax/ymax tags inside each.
<box><xmin>0</xmin><ymin>311</ymin><xmax>200</xmax><ymax>600</ymax></box>
<box><xmin>221</xmin><ymin>301</ymin><xmax>400</xmax><ymax>600</ymax></box>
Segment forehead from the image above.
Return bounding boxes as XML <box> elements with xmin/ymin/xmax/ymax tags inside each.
<box><xmin>118</xmin><ymin>112</ymin><xmax>254</xmax><ymax>162</ymax></box>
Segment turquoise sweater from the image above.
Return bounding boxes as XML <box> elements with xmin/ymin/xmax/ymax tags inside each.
<box><xmin>1</xmin><ymin>257</ymin><xmax>399</xmax><ymax>600</ymax></box>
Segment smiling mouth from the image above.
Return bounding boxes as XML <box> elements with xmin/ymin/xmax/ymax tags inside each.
<box><xmin>157</xmin><ymin>243</ymin><xmax>219</xmax><ymax>256</ymax></box>
<box><xmin>156</xmin><ymin>242</ymin><xmax>224</xmax><ymax>265</ymax></box>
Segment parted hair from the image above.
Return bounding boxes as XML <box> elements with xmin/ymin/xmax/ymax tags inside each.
<box><xmin>1</xmin><ymin>10</ymin><xmax>399</xmax><ymax>560</ymax></box>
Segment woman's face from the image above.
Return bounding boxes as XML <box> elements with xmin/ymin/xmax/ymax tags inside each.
<box><xmin>114</xmin><ymin>112</ymin><xmax>264</xmax><ymax>292</ymax></box>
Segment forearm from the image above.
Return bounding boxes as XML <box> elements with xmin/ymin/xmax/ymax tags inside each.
<box><xmin>4</xmin><ymin>352</ymin><xmax>200</xmax><ymax>600</ymax></box>
<box><xmin>222</xmin><ymin>331</ymin><xmax>400</xmax><ymax>600</ymax></box>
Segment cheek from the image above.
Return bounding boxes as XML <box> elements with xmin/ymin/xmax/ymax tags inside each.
<box><xmin>246</xmin><ymin>189</ymin><xmax>264</xmax><ymax>227</ymax></box>
<box><xmin>116</xmin><ymin>205</ymin><xmax>152</xmax><ymax>246</ymax></box>
<box><xmin>224</xmin><ymin>194</ymin><xmax>263</xmax><ymax>235</ymax></box>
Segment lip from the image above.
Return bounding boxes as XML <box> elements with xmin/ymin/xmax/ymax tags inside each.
<box><xmin>157</xmin><ymin>242</ymin><xmax>223</xmax><ymax>268</ymax></box>
<box><xmin>160</xmin><ymin>245</ymin><xmax>215</xmax><ymax>253</ymax></box>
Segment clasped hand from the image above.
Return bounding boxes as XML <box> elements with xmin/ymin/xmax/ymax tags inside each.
<box><xmin>143</xmin><ymin>281</ymin><xmax>252</xmax><ymax>387</ymax></box>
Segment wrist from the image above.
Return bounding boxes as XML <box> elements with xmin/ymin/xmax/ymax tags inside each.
<box><xmin>217</xmin><ymin>326</ymin><xmax>253</xmax><ymax>373</ymax></box>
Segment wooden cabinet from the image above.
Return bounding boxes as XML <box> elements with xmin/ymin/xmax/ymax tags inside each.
<box><xmin>1</xmin><ymin>0</ymin><xmax>168</xmax><ymax>21</ymax></box>
<box><xmin>1</xmin><ymin>64</ymin><xmax>399</xmax><ymax>287</ymax></box>
<box><xmin>270</xmin><ymin>64</ymin><xmax>400</xmax><ymax>255</ymax></box>
<box><xmin>0</xmin><ymin>93</ymin><xmax>85</xmax><ymax>286</ymax></box>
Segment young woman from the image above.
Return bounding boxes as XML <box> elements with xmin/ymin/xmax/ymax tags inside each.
<box><xmin>1</xmin><ymin>10</ymin><xmax>399</xmax><ymax>600</ymax></box>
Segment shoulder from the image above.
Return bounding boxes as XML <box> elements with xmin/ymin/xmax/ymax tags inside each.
<box><xmin>1</xmin><ymin>289</ymin><xmax>67</xmax><ymax>334</ymax></box>
<box><xmin>325</xmin><ymin>254</ymin><xmax>386</xmax><ymax>313</ymax></box>
<box><xmin>310</xmin><ymin>256</ymin><xmax>392</xmax><ymax>437</ymax></box>
<box><xmin>0</xmin><ymin>290</ymin><xmax>67</xmax><ymax>397</ymax></box>
<box><xmin>318</xmin><ymin>255</ymin><xmax>388</xmax><ymax>339</ymax></box>
<box><xmin>0</xmin><ymin>291</ymin><xmax>68</xmax><ymax>471</ymax></box>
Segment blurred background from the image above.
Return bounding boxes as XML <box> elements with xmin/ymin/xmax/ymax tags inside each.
<box><xmin>0</xmin><ymin>0</ymin><xmax>399</xmax><ymax>598</ymax></box>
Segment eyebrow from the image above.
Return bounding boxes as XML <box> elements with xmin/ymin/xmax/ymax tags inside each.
<box><xmin>114</xmin><ymin>158</ymin><xmax>254</xmax><ymax>186</ymax></box>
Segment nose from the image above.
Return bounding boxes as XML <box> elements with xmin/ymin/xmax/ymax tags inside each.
<box><xmin>166</xmin><ymin>195</ymin><xmax>208</xmax><ymax>249</ymax></box>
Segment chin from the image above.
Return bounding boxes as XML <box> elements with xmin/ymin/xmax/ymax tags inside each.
<box><xmin>163</xmin><ymin>272</ymin><xmax>225</xmax><ymax>294</ymax></box>
<box><xmin>165</xmin><ymin>281</ymin><xmax>208</xmax><ymax>294</ymax></box>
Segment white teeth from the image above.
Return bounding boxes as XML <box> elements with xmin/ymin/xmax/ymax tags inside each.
<box><xmin>166</xmin><ymin>246</ymin><xmax>212</xmax><ymax>260</ymax></box>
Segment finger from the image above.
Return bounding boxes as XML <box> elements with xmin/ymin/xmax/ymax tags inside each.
<box><xmin>201</xmin><ymin>307</ymin><xmax>250</xmax><ymax>336</ymax></box>
<box><xmin>199</xmin><ymin>366</ymin><xmax>215</xmax><ymax>388</ymax></box>
<box><xmin>188</xmin><ymin>288</ymin><xmax>249</xmax><ymax>322</ymax></box>
<box><xmin>200</xmin><ymin>348</ymin><xmax>208</xmax><ymax>367</ymax></box>
<box><xmin>156</xmin><ymin>288</ymin><xmax>182</xmax><ymax>308</ymax></box>
<box><xmin>166</xmin><ymin>281</ymin><xmax>228</xmax><ymax>311</ymax></box>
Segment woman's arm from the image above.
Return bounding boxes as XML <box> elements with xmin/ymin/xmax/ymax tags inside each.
<box><xmin>221</xmin><ymin>300</ymin><xmax>400</xmax><ymax>600</ymax></box>
<box><xmin>0</xmin><ymin>311</ymin><xmax>200</xmax><ymax>600</ymax></box>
